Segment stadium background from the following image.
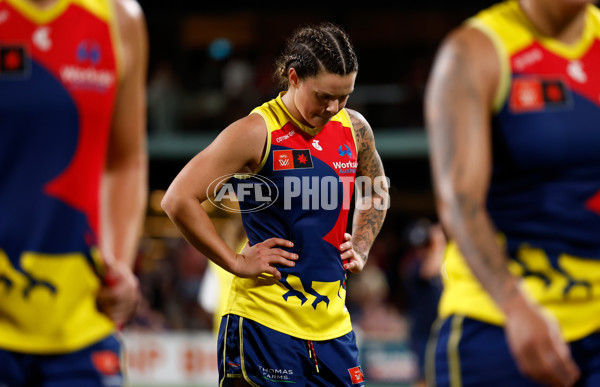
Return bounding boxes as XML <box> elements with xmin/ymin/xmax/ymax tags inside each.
<box><xmin>126</xmin><ymin>2</ymin><xmax>498</xmax><ymax>386</ymax></box>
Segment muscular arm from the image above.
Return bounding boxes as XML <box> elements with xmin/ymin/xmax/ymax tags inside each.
<box><xmin>426</xmin><ymin>26</ymin><xmax>579</xmax><ymax>387</ymax></box>
<box><xmin>97</xmin><ymin>0</ymin><xmax>147</xmax><ymax>325</ymax></box>
<box><xmin>425</xmin><ymin>26</ymin><xmax>519</xmax><ymax>309</ymax></box>
<box><xmin>102</xmin><ymin>0</ymin><xmax>148</xmax><ymax>267</ymax></box>
<box><xmin>161</xmin><ymin>114</ymin><xmax>297</xmax><ymax>279</ymax></box>
<box><xmin>344</xmin><ymin>109</ymin><xmax>388</xmax><ymax>272</ymax></box>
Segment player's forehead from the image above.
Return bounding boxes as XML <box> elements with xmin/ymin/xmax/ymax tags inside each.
<box><xmin>308</xmin><ymin>71</ymin><xmax>356</xmax><ymax>97</ymax></box>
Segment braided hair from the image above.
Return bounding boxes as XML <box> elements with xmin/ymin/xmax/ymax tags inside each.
<box><xmin>274</xmin><ymin>22</ymin><xmax>358</xmax><ymax>88</ymax></box>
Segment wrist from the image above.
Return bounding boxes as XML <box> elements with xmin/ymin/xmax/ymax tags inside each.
<box><xmin>498</xmin><ymin>278</ymin><xmax>530</xmax><ymax>318</ymax></box>
<box><xmin>227</xmin><ymin>252</ymin><xmax>245</xmax><ymax>276</ymax></box>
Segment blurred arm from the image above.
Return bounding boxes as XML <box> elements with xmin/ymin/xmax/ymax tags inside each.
<box><xmin>102</xmin><ymin>0</ymin><xmax>148</xmax><ymax>268</ymax></box>
<box><xmin>97</xmin><ymin>0</ymin><xmax>148</xmax><ymax>325</ymax></box>
<box><xmin>425</xmin><ymin>25</ymin><xmax>579</xmax><ymax>387</ymax></box>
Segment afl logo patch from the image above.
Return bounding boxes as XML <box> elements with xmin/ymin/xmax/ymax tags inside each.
<box><xmin>510</xmin><ymin>77</ymin><xmax>571</xmax><ymax>113</ymax></box>
<box><xmin>273</xmin><ymin>149</ymin><xmax>313</xmax><ymax>170</ymax></box>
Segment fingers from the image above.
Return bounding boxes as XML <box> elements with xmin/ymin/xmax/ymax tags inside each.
<box><xmin>339</xmin><ymin>240</ymin><xmax>353</xmax><ymax>253</ymax></box>
<box><xmin>522</xmin><ymin>345</ymin><xmax>579</xmax><ymax>387</ymax></box>
<box><xmin>343</xmin><ymin>259</ymin><xmax>353</xmax><ymax>271</ymax></box>
<box><xmin>263</xmin><ymin>237</ymin><xmax>294</xmax><ymax>249</ymax></box>
<box><xmin>509</xmin><ymin>316</ymin><xmax>580</xmax><ymax>387</ymax></box>
<box><xmin>259</xmin><ymin>239</ymin><xmax>297</xmax><ymax>268</ymax></box>
<box><xmin>540</xmin><ymin>322</ymin><xmax>580</xmax><ymax>387</ymax></box>
<box><xmin>340</xmin><ymin>249</ymin><xmax>354</xmax><ymax>260</ymax></box>
<box><xmin>269</xmin><ymin>248</ymin><xmax>299</xmax><ymax>262</ymax></box>
<box><xmin>97</xmin><ymin>263</ymin><xmax>140</xmax><ymax>326</ymax></box>
<box><xmin>543</xmin><ymin>339</ymin><xmax>579</xmax><ymax>387</ymax></box>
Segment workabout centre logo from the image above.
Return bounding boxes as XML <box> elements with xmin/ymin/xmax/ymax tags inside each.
<box><xmin>206</xmin><ymin>174</ymin><xmax>389</xmax><ymax>214</ymax></box>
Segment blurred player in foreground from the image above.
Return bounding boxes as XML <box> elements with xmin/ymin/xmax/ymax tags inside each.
<box><xmin>0</xmin><ymin>0</ymin><xmax>148</xmax><ymax>385</ymax></box>
<box><xmin>426</xmin><ymin>0</ymin><xmax>600</xmax><ymax>386</ymax></box>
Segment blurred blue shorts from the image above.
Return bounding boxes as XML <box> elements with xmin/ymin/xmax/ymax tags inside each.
<box><xmin>0</xmin><ymin>333</ymin><xmax>123</xmax><ymax>387</ymax></box>
<box><xmin>427</xmin><ymin>315</ymin><xmax>600</xmax><ymax>387</ymax></box>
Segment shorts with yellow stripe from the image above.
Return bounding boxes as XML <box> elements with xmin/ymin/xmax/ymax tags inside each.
<box><xmin>426</xmin><ymin>315</ymin><xmax>600</xmax><ymax>387</ymax></box>
<box><xmin>218</xmin><ymin>314</ymin><xmax>365</xmax><ymax>386</ymax></box>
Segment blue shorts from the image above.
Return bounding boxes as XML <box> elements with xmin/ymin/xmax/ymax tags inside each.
<box><xmin>218</xmin><ymin>314</ymin><xmax>365</xmax><ymax>386</ymax></box>
<box><xmin>427</xmin><ymin>315</ymin><xmax>600</xmax><ymax>387</ymax></box>
<box><xmin>0</xmin><ymin>334</ymin><xmax>124</xmax><ymax>387</ymax></box>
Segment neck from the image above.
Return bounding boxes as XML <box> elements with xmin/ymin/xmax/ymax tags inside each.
<box><xmin>279</xmin><ymin>90</ymin><xmax>322</xmax><ymax>135</ymax></box>
<box><xmin>519</xmin><ymin>0</ymin><xmax>589</xmax><ymax>45</ymax></box>
<box><xmin>281</xmin><ymin>90</ymin><xmax>312</xmax><ymax>128</ymax></box>
<box><xmin>23</xmin><ymin>0</ymin><xmax>60</xmax><ymax>8</ymax></box>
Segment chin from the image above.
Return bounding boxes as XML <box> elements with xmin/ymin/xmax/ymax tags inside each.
<box><xmin>312</xmin><ymin>116</ymin><xmax>332</xmax><ymax>127</ymax></box>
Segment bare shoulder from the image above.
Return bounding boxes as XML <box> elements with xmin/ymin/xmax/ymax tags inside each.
<box><xmin>430</xmin><ymin>24</ymin><xmax>500</xmax><ymax>103</ymax></box>
<box><xmin>207</xmin><ymin>113</ymin><xmax>268</xmax><ymax>172</ymax></box>
<box><xmin>113</xmin><ymin>0</ymin><xmax>145</xmax><ymax>26</ymax></box>
<box><xmin>345</xmin><ymin>108</ymin><xmax>374</xmax><ymax>154</ymax></box>
<box><xmin>113</xmin><ymin>0</ymin><xmax>147</xmax><ymax>76</ymax></box>
<box><xmin>224</xmin><ymin>113</ymin><xmax>267</xmax><ymax>145</ymax></box>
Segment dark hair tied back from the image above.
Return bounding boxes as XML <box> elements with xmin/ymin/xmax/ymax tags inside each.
<box><xmin>274</xmin><ymin>22</ymin><xmax>358</xmax><ymax>88</ymax></box>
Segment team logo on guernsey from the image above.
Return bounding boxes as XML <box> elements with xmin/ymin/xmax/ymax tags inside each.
<box><xmin>273</xmin><ymin>149</ymin><xmax>313</xmax><ymax>170</ymax></box>
<box><xmin>0</xmin><ymin>45</ymin><xmax>28</xmax><ymax>78</ymax></box>
<box><xmin>510</xmin><ymin>77</ymin><xmax>571</xmax><ymax>112</ymax></box>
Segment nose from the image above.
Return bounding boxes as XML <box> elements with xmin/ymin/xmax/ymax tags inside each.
<box><xmin>326</xmin><ymin>99</ymin><xmax>339</xmax><ymax>114</ymax></box>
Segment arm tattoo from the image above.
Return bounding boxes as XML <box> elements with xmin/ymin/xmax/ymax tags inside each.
<box><xmin>428</xmin><ymin>34</ymin><xmax>518</xmax><ymax>306</ymax></box>
<box><xmin>347</xmin><ymin>109</ymin><xmax>388</xmax><ymax>263</ymax></box>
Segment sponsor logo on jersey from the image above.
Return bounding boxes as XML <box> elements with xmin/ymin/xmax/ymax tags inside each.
<box><xmin>32</xmin><ymin>26</ymin><xmax>52</xmax><ymax>52</ymax></box>
<box><xmin>77</xmin><ymin>40</ymin><xmax>101</xmax><ymax>65</ymax></box>
<box><xmin>275</xmin><ymin>129</ymin><xmax>296</xmax><ymax>143</ymax></box>
<box><xmin>567</xmin><ymin>60</ymin><xmax>587</xmax><ymax>83</ymax></box>
<box><xmin>0</xmin><ymin>10</ymin><xmax>9</xmax><ymax>25</ymax></box>
<box><xmin>59</xmin><ymin>65</ymin><xmax>115</xmax><ymax>90</ymax></box>
<box><xmin>513</xmin><ymin>47</ymin><xmax>543</xmax><ymax>71</ymax></box>
<box><xmin>312</xmin><ymin>139</ymin><xmax>322</xmax><ymax>150</ymax></box>
<box><xmin>338</xmin><ymin>144</ymin><xmax>352</xmax><ymax>157</ymax></box>
<box><xmin>273</xmin><ymin>149</ymin><xmax>313</xmax><ymax>170</ymax></box>
<box><xmin>258</xmin><ymin>365</ymin><xmax>295</xmax><ymax>382</ymax></box>
<box><xmin>333</xmin><ymin>161</ymin><xmax>358</xmax><ymax>174</ymax></box>
<box><xmin>59</xmin><ymin>40</ymin><xmax>114</xmax><ymax>91</ymax></box>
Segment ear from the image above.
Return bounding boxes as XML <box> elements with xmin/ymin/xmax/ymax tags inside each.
<box><xmin>288</xmin><ymin>68</ymin><xmax>300</xmax><ymax>88</ymax></box>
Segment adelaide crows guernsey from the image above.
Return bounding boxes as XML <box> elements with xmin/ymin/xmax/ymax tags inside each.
<box><xmin>0</xmin><ymin>0</ymin><xmax>120</xmax><ymax>352</ymax></box>
<box><xmin>440</xmin><ymin>0</ymin><xmax>600</xmax><ymax>341</ymax></box>
<box><xmin>223</xmin><ymin>93</ymin><xmax>358</xmax><ymax>341</ymax></box>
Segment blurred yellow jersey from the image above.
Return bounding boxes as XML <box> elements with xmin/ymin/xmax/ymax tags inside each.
<box><xmin>0</xmin><ymin>0</ymin><xmax>121</xmax><ymax>353</ymax></box>
<box><xmin>439</xmin><ymin>0</ymin><xmax>600</xmax><ymax>342</ymax></box>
